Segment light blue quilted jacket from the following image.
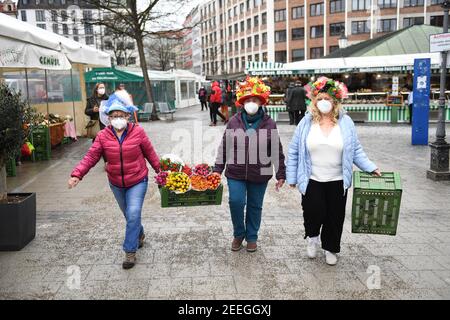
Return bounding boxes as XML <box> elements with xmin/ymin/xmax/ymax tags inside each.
<box><xmin>286</xmin><ymin>110</ymin><xmax>377</xmax><ymax>195</ymax></box>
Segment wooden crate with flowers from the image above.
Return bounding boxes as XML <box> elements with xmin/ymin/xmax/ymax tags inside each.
<box><xmin>156</xmin><ymin>155</ymin><xmax>223</xmax><ymax>207</ymax></box>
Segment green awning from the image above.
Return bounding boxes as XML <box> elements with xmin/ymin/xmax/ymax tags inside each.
<box><xmin>85</xmin><ymin>67</ymin><xmax>144</xmax><ymax>83</ymax></box>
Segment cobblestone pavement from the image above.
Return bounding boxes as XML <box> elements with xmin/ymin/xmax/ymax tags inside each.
<box><xmin>1</xmin><ymin>106</ymin><xmax>450</xmax><ymax>300</ymax></box>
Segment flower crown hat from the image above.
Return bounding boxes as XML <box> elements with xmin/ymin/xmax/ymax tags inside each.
<box><xmin>235</xmin><ymin>76</ymin><xmax>271</xmax><ymax>107</ymax></box>
<box><xmin>304</xmin><ymin>76</ymin><xmax>349</xmax><ymax>101</ymax></box>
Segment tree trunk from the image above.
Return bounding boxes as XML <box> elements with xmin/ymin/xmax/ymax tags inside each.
<box><xmin>0</xmin><ymin>165</ymin><xmax>7</xmax><ymax>203</ymax></box>
<box><xmin>136</xmin><ymin>34</ymin><xmax>159</xmax><ymax>120</ymax></box>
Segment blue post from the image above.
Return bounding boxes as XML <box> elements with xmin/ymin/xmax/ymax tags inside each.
<box><xmin>412</xmin><ymin>58</ymin><xmax>431</xmax><ymax>145</ymax></box>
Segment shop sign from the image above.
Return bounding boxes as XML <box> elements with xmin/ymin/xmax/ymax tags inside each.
<box><xmin>249</xmin><ymin>70</ymin><xmax>293</xmax><ymax>76</ymax></box>
<box><xmin>39</xmin><ymin>55</ymin><xmax>60</xmax><ymax>66</ymax></box>
<box><xmin>412</xmin><ymin>58</ymin><xmax>431</xmax><ymax>145</ymax></box>
<box><xmin>430</xmin><ymin>33</ymin><xmax>450</xmax><ymax>53</ymax></box>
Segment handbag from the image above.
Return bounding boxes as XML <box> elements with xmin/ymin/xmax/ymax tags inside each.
<box><xmin>85</xmin><ymin>119</ymin><xmax>100</xmax><ymax>139</ymax></box>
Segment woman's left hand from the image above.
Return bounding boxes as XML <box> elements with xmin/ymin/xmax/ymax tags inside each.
<box><xmin>275</xmin><ymin>179</ymin><xmax>285</xmax><ymax>192</ymax></box>
<box><xmin>372</xmin><ymin>169</ymin><xmax>382</xmax><ymax>177</ymax></box>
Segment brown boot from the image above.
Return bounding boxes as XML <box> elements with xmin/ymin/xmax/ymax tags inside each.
<box><xmin>231</xmin><ymin>238</ymin><xmax>244</xmax><ymax>251</ymax></box>
<box><xmin>122</xmin><ymin>252</ymin><xmax>136</xmax><ymax>269</ymax></box>
<box><xmin>138</xmin><ymin>233</ymin><xmax>145</xmax><ymax>249</ymax></box>
<box><xmin>246</xmin><ymin>242</ymin><xmax>257</xmax><ymax>252</ymax></box>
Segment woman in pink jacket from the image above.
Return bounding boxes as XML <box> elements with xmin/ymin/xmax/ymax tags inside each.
<box><xmin>68</xmin><ymin>90</ymin><xmax>160</xmax><ymax>269</ymax></box>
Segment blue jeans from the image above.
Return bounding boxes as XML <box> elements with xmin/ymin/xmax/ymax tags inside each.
<box><xmin>227</xmin><ymin>178</ymin><xmax>268</xmax><ymax>243</ymax></box>
<box><xmin>109</xmin><ymin>178</ymin><xmax>148</xmax><ymax>253</ymax></box>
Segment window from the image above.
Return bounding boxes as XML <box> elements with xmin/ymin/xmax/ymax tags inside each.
<box><xmin>275</xmin><ymin>51</ymin><xmax>287</xmax><ymax>63</ymax></box>
<box><xmin>275</xmin><ymin>30</ymin><xmax>287</xmax><ymax>42</ymax></box>
<box><xmin>246</xmin><ymin>0</ymin><xmax>251</xmax><ymax>10</ymax></box>
<box><xmin>234</xmin><ymin>23</ymin><xmax>238</xmax><ymax>34</ymax></box>
<box><xmin>241</xmin><ymin>38</ymin><xmax>245</xmax><ymax>49</ymax></box>
<box><xmin>292</xmin><ymin>28</ymin><xmax>304</xmax><ymax>40</ymax></box>
<box><xmin>35</xmin><ymin>10</ymin><xmax>45</xmax><ymax>22</ymax></box>
<box><xmin>262</xmin><ymin>32</ymin><xmax>267</xmax><ymax>44</ymax></box>
<box><xmin>51</xmin><ymin>10</ymin><xmax>58</xmax><ymax>22</ymax></box>
<box><xmin>35</xmin><ymin>0</ymin><xmax>40</xmax><ymax>4</ymax></box>
<box><xmin>228</xmin><ymin>8</ymin><xmax>232</xmax><ymax>19</ymax></box>
<box><xmin>404</xmin><ymin>0</ymin><xmax>424</xmax><ymax>6</ymax></box>
<box><xmin>247</xmin><ymin>18</ymin><xmax>251</xmax><ymax>29</ymax></box>
<box><xmin>52</xmin><ymin>23</ymin><xmax>58</xmax><ymax>34</ymax></box>
<box><xmin>62</xmin><ymin>24</ymin><xmax>68</xmax><ymax>35</ymax></box>
<box><xmin>84</xmin><ymin>24</ymin><xmax>93</xmax><ymax>35</ymax></box>
<box><xmin>220</xmin><ymin>30</ymin><xmax>223</xmax><ymax>39</ymax></box>
<box><xmin>330</xmin><ymin>22</ymin><xmax>345</xmax><ymax>36</ymax></box>
<box><xmin>240</xmin><ymin>21</ymin><xmax>245</xmax><ymax>32</ymax></box>
<box><xmin>352</xmin><ymin>0</ymin><xmax>371</xmax><ymax>11</ymax></box>
<box><xmin>247</xmin><ymin>37</ymin><xmax>252</xmax><ymax>47</ymax></box>
<box><xmin>352</xmin><ymin>21</ymin><xmax>370</xmax><ymax>34</ymax></box>
<box><xmin>275</xmin><ymin>9</ymin><xmax>286</xmax><ymax>22</ymax></box>
<box><xmin>240</xmin><ymin>3</ymin><xmax>244</xmax><ymax>14</ymax></box>
<box><xmin>86</xmin><ymin>36</ymin><xmax>94</xmax><ymax>45</ymax></box>
<box><xmin>329</xmin><ymin>46</ymin><xmax>340</xmax><ymax>53</ymax></box>
<box><xmin>255</xmin><ymin>53</ymin><xmax>260</xmax><ymax>62</ymax></box>
<box><xmin>254</xmin><ymin>15</ymin><xmax>259</xmax><ymax>27</ymax></box>
<box><xmin>430</xmin><ymin>15</ymin><xmax>444</xmax><ymax>27</ymax></box>
<box><xmin>262</xmin><ymin>52</ymin><xmax>268</xmax><ymax>62</ymax></box>
<box><xmin>403</xmin><ymin>17</ymin><xmax>424</xmax><ymax>27</ymax></box>
<box><xmin>61</xmin><ymin>0</ymin><xmax>65</xmax><ymax>4</ymax></box>
<box><xmin>20</xmin><ymin>10</ymin><xmax>27</xmax><ymax>22</ymax></box>
<box><xmin>234</xmin><ymin>5</ymin><xmax>238</xmax><ymax>16</ymax></box>
<box><xmin>310</xmin><ymin>47</ymin><xmax>324</xmax><ymax>59</ymax></box>
<box><xmin>310</xmin><ymin>25</ymin><xmax>324</xmax><ymax>38</ymax></box>
<box><xmin>378</xmin><ymin>19</ymin><xmax>396</xmax><ymax>33</ymax></box>
<box><xmin>62</xmin><ymin>10</ymin><xmax>68</xmax><ymax>22</ymax></box>
<box><xmin>292</xmin><ymin>49</ymin><xmax>304</xmax><ymax>62</ymax></box>
<box><xmin>229</xmin><ymin>59</ymin><xmax>233</xmax><ymax>71</ymax></box>
<box><xmin>292</xmin><ymin>6</ymin><xmax>304</xmax><ymax>19</ymax></box>
<box><xmin>377</xmin><ymin>0</ymin><xmax>397</xmax><ymax>8</ymax></box>
<box><xmin>37</xmin><ymin>24</ymin><xmax>46</xmax><ymax>30</ymax></box>
<box><xmin>235</xmin><ymin>40</ymin><xmax>239</xmax><ymax>51</ymax></box>
<box><xmin>254</xmin><ymin>35</ymin><xmax>259</xmax><ymax>46</ymax></box>
<box><xmin>330</xmin><ymin>0</ymin><xmax>345</xmax><ymax>13</ymax></box>
<box><xmin>248</xmin><ymin>55</ymin><xmax>252</xmax><ymax>62</ymax></box>
<box><xmin>262</xmin><ymin>12</ymin><xmax>267</xmax><ymax>25</ymax></box>
<box><xmin>229</xmin><ymin>26</ymin><xmax>232</xmax><ymax>36</ymax></box>
<box><xmin>241</xmin><ymin>57</ymin><xmax>245</xmax><ymax>69</ymax></box>
<box><xmin>254</xmin><ymin>0</ymin><xmax>261</xmax><ymax>6</ymax></box>
<box><xmin>23</xmin><ymin>0</ymin><xmax>28</xmax><ymax>4</ymax></box>
<box><xmin>310</xmin><ymin>3</ymin><xmax>324</xmax><ymax>17</ymax></box>
<box><xmin>430</xmin><ymin>0</ymin><xmax>444</xmax><ymax>4</ymax></box>
<box><xmin>235</xmin><ymin>58</ymin><xmax>239</xmax><ymax>69</ymax></box>
<box><xmin>83</xmin><ymin>10</ymin><xmax>93</xmax><ymax>21</ymax></box>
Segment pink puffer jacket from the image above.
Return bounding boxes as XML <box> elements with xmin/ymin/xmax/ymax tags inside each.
<box><xmin>71</xmin><ymin>123</ymin><xmax>160</xmax><ymax>188</ymax></box>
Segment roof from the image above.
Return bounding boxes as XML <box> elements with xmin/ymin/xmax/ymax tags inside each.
<box><xmin>325</xmin><ymin>25</ymin><xmax>444</xmax><ymax>58</ymax></box>
<box><xmin>85</xmin><ymin>68</ymin><xmax>143</xmax><ymax>83</ymax></box>
<box><xmin>0</xmin><ymin>12</ymin><xmax>110</xmax><ymax>67</ymax></box>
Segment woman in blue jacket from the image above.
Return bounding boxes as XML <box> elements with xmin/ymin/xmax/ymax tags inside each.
<box><xmin>286</xmin><ymin>77</ymin><xmax>381</xmax><ymax>266</ymax></box>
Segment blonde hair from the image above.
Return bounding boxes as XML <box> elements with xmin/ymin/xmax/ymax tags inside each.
<box><xmin>308</xmin><ymin>92</ymin><xmax>342</xmax><ymax>124</ymax></box>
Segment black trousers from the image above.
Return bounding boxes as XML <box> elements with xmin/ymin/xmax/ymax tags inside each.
<box><xmin>301</xmin><ymin>179</ymin><xmax>348</xmax><ymax>253</ymax></box>
<box><xmin>408</xmin><ymin>104</ymin><xmax>413</xmax><ymax>124</ymax></box>
<box><xmin>211</xmin><ymin>102</ymin><xmax>226</xmax><ymax>124</ymax></box>
<box><xmin>201</xmin><ymin>100</ymin><xmax>208</xmax><ymax>111</ymax></box>
<box><xmin>289</xmin><ymin>110</ymin><xmax>305</xmax><ymax>125</ymax></box>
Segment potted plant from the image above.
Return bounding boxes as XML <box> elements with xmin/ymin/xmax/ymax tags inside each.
<box><xmin>0</xmin><ymin>81</ymin><xmax>37</xmax><ymax>251</ymax></box>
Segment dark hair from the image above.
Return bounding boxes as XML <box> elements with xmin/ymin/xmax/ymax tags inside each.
<box><xmin>92</xmin><ymin>83</ymin><xmax>105</xmax><ymax>97</ymax></box>
<box><xmin>117</xmin><ymin>83</ymin><xmax>125</xmax><ymax>90</ymax></box>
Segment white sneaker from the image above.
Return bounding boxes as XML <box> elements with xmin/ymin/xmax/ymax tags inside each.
<box><xmin>306</xmin><ymin>236</ymin><xmax>319</xmax><ymax>259</ymax></box>
<box><xmin>325</xmin><ymin>250</ymin><xmax>338</xmax><ymax>266</ymax></box>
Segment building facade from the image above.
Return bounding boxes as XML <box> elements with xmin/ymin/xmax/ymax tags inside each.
<box><xmin>197</xmin><ymin>0</ymin><xmax>445</xmax><ymax>77</ymax></box>
<box><xmin>183</xmin><ymin>7</ymin><xmax>203</xmax><ymax>75</ymax></box>
<box><xmin>0</xmin><ymin>0</ymin><xmax>17</xmax><ymax>17</ymax></box>
<box><xmin>16</xmin><ymin>0</ymin><xmax>138</xmax><ymax>66</ymax></box>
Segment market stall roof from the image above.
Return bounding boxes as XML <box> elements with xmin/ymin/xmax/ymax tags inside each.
<box><xmin>0</xmin><ymin>12</ymin><xmax>110</xmax><ymax>68</ymax></box>
<box><xmin>326</xmin><ymin>25</ymin><xmax>443</xmax><ymax>58</ymax></box>
<box><xmin>85</xmin><ymin>68</ymin><xmax>144</xmax><ymax>83</ymax></box>
<box><xmin>119</xmin><ymin>67</ymin><xmax>205</xmax><ymax>82</ymax></box>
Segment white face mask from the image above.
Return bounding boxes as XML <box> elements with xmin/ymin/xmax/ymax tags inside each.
<box><xmin>97</xmin><ymin>88</ymin><xmax>105</xmax><ymax>95</ymax></box>
<box><xmin>316</xmin><ymin>99</ymin><xmax>333</xmax><ymax>114</ymax></box>
<box><xmin>110</xmin><ymin>117</ymin><xmax>127</xmax><ymax>130</ymax></box>
<box><xmin>244</xmin><ymin>101</ymin><xmax>259</xmax><ymax>115</ymax></box>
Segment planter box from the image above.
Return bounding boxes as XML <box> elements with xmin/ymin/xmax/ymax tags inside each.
<box><xmin>0</xmin><ymin>193</ymin><xmax>36</xmax><ymax>251</ymax></box>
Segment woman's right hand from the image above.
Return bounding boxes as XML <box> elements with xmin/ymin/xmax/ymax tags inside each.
<box><xmin>68</xmin><ymin>177</ymin><xmax>80</xmax><ymax>189</ymax></box>
<box><xmin>93</xmin><ymin>106</ymin><xmax>99</xmax><ymax>113</ymax></box>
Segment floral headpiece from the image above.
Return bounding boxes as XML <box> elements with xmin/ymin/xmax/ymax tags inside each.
<box><xmin>235</xmin><ymin>76</ymin><xmax>271</xmax><ymax>106</ymax></box>
<box><xmin>304</xmin><ymin>76</ymin><xmax>348</xmax><ymax>101</ymax></box>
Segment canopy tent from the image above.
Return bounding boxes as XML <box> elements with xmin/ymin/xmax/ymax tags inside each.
<box><xmin>0</xmin><ymin>12</ymin><xmax>110</xmax><ymax>69</ymax></box>
<box><xmin>85</xmin><ymin>68</ymin><xmax>144</xmax><ymax>83</ymax></box>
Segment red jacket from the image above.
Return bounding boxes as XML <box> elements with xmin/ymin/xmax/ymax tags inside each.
<box><xmin>210</xmin><ymin>81</ymin><xmax>222</xmax><ymax>103</ymax></box>
<box><xmin>71</xmin><ymin>123</ymin><xmax>160</xmax><ymax>188</ymax></box>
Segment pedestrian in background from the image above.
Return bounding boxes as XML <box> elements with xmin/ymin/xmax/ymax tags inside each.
<box><xmin>209</xmin><ymin>81</ymin><xmax>227</xmax><ymax>126</ymax></box>
<box><xmin>286</xmin><ymin>77</ymin><xmax>381</xmax><ymax>266</ymax></box>
<box><xmin>407</xmin><ymin>88</ymin><xmax>414</xmax><ymax>125</ymax></box>
<box><xmin>287</xmin><ymin>80</ymin><xmax>307</xmax><ymax>125</ymax></box>
<box><xmin>68</xmin><ymin>90</ymin><xmax>160</xmax><ymax>270</ymax></box>
<box><xmin>85</xmin><ymin>83</ymin><xmax>109</xmax><ymax>134</ymax></box>
<box><xmin>198</xmin><ymin>86</ymin><xmax>208</xmax><ymax>111</ymax></box>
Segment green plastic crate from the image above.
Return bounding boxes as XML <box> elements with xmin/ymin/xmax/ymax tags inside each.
<box><xmin>30</xmin><ymin>125</ymin><xmax>51</xmax><ymax>161</ymax></box>
<box><xmin>352</xmin><ymin>171</ymin><xmax>402</xmax><ymax>236</ymax></box>
<box><xmin>5</xmin><ymin>158</ymin><xmax>16</xmax><ymax>177</ymax></box>
<box><xmin>159</xmin><ymin>185</ymin><xmax>223</xmax><ymax>207</ymax></box>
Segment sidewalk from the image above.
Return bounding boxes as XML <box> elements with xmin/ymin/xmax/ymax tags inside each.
<box><xmin>1</xmin><ymin>105</ymin><xmax>450</xmax><ymax>300</ymax></box>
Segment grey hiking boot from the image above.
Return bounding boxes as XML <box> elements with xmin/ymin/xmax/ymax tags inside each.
<box><xmin>122</xmin><ymin>252</ymin><xmax>136</xmax><ymax>269</ymax></box>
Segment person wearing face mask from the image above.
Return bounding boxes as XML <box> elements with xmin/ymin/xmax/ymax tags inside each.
<box><xmin>85</xmin><ymin>83</ymin><xmax>109</xmax><ymax>132</ymax></box>
<box><xmin>286</xmin><ymin>77</ymin><xmax>381</xmax><ymax>266</ymax></box>
<box><xmin>213</xmin><ymin>77</ymin><xmax>286</xmax><ymax>253</ymax></box>
<box><xmin>68</xmin><ymin>89</ymin><xmax>160</xmax><ymax>270</ymax></box>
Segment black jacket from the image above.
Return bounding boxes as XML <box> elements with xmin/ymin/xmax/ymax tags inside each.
<box><xmin>85</xmin><ymin>94</ymin><xmax>109</xmax><ymax>129</ymax></box>
<box><xmin>286</xmin><ymin>86</ymin><xmax>306</xmax><ymax>111</ymax></box>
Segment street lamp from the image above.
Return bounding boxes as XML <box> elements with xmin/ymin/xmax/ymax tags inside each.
<box><xmin>427</xmin><ymin>0</ymin><xmax>450</xmax><ymax>181</ymax></box>
<box><xmin>338</xmin><ymin>30</ymin><xmax>348</xmax><ymax>49</ymax></box>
